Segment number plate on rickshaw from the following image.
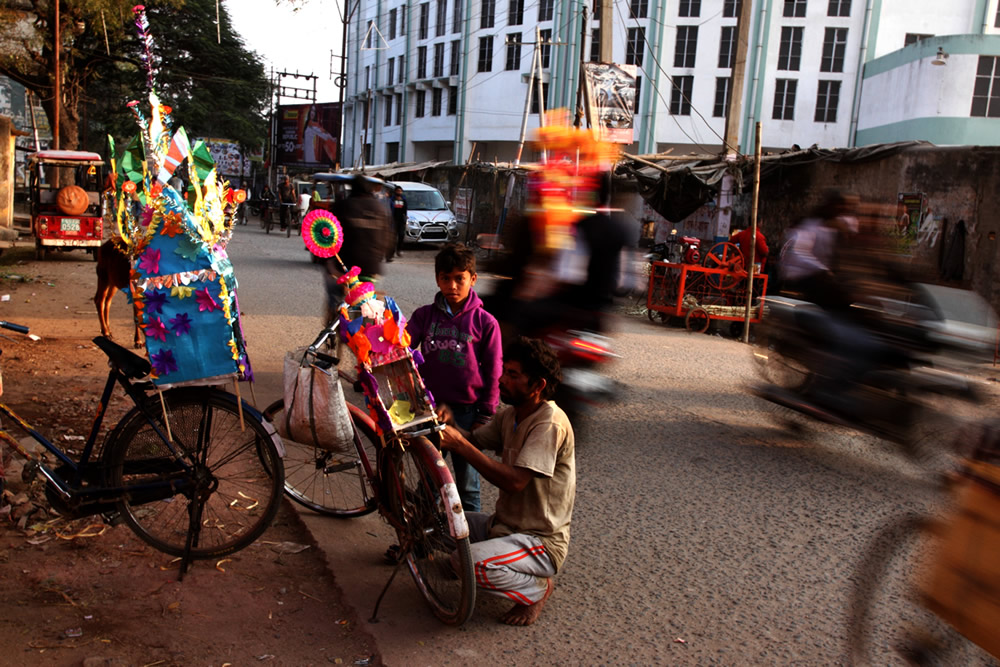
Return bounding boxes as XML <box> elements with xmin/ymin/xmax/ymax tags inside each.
<box><xmin>60</xmin><ymin>218</ymin><xmax>80</xmax><ymax>232</ymax></box>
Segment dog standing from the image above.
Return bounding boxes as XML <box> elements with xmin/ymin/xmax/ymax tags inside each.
<box><xmin>94</xmin><ymin>239</ymin><xmax>143</xmax><ymax>348</ymax></box>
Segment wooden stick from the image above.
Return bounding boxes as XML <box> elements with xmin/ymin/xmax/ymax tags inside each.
<box><xmin>158</xmin><ymin>390</ymin><xmax>173</xmax><ymax>444</ymax></box>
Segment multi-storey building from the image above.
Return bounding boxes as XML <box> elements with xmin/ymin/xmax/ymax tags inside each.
<box><xmin>342</xmin><ymin>0</ymin><xmax>1000</xmax><ymax>167</ymax></box>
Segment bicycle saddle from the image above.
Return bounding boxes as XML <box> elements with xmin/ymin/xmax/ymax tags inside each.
<box><xmin>93</xmin><ymin>336</ymin><xmax>152</xmax><ymax>379</ymax></box>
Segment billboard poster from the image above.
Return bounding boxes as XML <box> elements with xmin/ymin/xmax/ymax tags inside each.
<box><xmin>277</xmin><ymin>103</ymin><xmax>341</xmax><ymax>169</ymax></box>
<box><xmin>584</xmin><ymin>63</ymin><xmax>637</xmax><ymax>144</ymax></box>
<box><xmin>195</xmin><ymin>137</ymin><xmax>250</xmax><ymax>180</ymax></box>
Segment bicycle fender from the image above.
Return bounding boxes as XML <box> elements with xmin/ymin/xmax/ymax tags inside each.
<box><xmin>409</xmin><ymin>438</ymin><xmax>470</xmax><ymax>540</ymax></box>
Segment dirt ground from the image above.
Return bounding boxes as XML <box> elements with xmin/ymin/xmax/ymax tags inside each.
<box><xmin>0</xmin><ymin>244</ymin><xmax>381</xmax><ymax>667</ymax></box>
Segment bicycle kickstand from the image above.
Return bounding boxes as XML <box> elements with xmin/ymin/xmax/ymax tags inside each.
<box><xmin>369</xmin><ymin>547</ymin><xmax>409</xmax><ymax>624</ymax></box>
<box><xmin>178</xmin><ymin>496</ymin><xmax>206</xmax><ymax>580</ymax></box>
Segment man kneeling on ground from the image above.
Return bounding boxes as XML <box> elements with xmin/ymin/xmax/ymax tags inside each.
<box><xmin>437</xmin><ymin>336</ymin><xmax>576</xmax><ymax>626</ymax></box>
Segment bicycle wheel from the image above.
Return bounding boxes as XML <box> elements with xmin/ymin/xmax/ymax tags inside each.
<box><xmin>105</xmin><ymin>389</ymin><xmax>284</xmax><ymax>559</ymax></box>
<box><xmin>383</xmin><ymin>439</ymin><xmax>476</xmax><ymax>625</ymax></box>
<box><xmin>262</xmin><ymin>400</ymin><xmax>377</xmax><ymax>517</ymax></box>
<box><xmin>847</xmin><ymin>514</ymin><xmax>997</xmax><ymax>666</ymax></box>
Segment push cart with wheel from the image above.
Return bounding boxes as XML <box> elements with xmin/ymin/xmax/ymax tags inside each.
<box><xmin>646</xmin><ymin>259</ymin><xmax>768</xmax><ymax>333</ymax></box>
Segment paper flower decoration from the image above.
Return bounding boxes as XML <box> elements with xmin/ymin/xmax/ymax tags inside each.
<box><xmin>122</xmin><ymin>180</ymin><xmax>137</xmax><ymax>195</ymax></box>
<box><xmin>174</xmin><ymin>236</ymin><xmax>202</xmax><ymax>261</ymax></box>
<box><xmin>171</xmin><ymin>285</ymin><xmax>193</xmax><ymax>299</ymax></box>
<box><xmin>337</xmin><ymin>265</ymin><xmax>361</xmax><ymax>285</ymax></box>
<box><xmin>141</xmin><ymin>205</ymin><xmax>155</xmax><ymax>227</ymax></box>
<box><xmin>144</xmin><ymin>289</ymin><xmax>168</xmax><ymax>315</ymax></box>
<box><xmin>365</xmin><ymin>325</ymin><xmax>395</xmax><ymax>355</ymax></box>
<box><xmin>150</xmin><ymin>349</ymin><xmax>178</xmax><ymax>377</ymax></box>
<box><xmin>302</xmin><ymin>210</ymin><xmax>344</xmax><ymax>258</ymax></box>
<box><xmin>160</xmin><ymin>211</ymin><xmax>184</xmax><ymax>237</ymax></box>
<box><xmin>169</xmin><ymin>312</ymin><xmax>192</xmax><ymax>336</ymax></box>
<box><xmin>144</xmin><ymin>317</ymin><xmax>169</xmax><ymax>342</ymax></box>
<box><xmin>138</xmin><ymin>248</ymin><xmax>160</xmax><ymax>274</ymax></box>
<box><xmin>195</xmin><ymin>287</ymin><xmax>219</xmax><ymax>312</ymax></box>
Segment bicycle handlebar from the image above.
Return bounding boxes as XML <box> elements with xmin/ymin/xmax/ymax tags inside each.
<box><xmin>0</xmin><ymin>321</ymin><xmax>29</xmax><ymax>334</ymax></box>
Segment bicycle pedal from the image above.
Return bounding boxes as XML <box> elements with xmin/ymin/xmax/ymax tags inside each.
<box><xmin>101</xmin><ymin>511</ymin><xmax>123</xmax><ymax>526</ymax></box>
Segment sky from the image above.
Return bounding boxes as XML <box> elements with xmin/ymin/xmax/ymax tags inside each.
<box><xmin>226</xmin><ymin>0</ymin><xmax>345</xmax><ymax>104</ymax></box>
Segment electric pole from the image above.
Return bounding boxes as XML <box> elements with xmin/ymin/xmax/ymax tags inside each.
<box><xmin>723</xmin><ymin>0</ymin><xmax>754</xmax><ymax>155</ymax></box>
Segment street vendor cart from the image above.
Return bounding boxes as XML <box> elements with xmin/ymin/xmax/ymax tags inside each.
<box><xmin>647</xmin><ymin>242</ymin><xmax>768</xmax><ymax>333</ymax></box>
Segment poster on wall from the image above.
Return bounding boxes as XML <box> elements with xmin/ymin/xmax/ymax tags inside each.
<box><xmin>453</xmin><ymin>188</ymin><xmax>473</xmax><ymax>225</ymax></box>
<box><xmin>277</xmin><ymin>103</ymin><xmax>342</xmax><ymax>169</ymax></box>
<box><xmin>195</xmin><ymin>138</ymin><xmax>250</xmax><ymax>181</ymax></box>
<box><xmin>897</xmin><ymin>192</ymin><xmax>926</xmax><ymax>238</ymax></box>
<box><xmin>583</xmin><ymin>63</ymin><xmax>637</xmax><ymax>144</ymax></box>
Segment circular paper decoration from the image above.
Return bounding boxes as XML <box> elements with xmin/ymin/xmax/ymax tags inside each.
<box><xmin>347</xmin><ymin>280</ymin><xmax>375</xmax><ymax>308</ymax></box>
<box><xmin>56</xmin><ymin>185</ymin><xmax>89</xmax><ymax>215</ymax></box>
<box><xmin>302</xmin><ymin>209</ymin><xmax>344</xmax><ymax>258</ymax></box>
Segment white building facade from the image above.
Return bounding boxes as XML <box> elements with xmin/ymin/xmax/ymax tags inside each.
<box><xmin>342</xmin><ymin>0</ymin><xmax>1000</xmax><ymax>167</ymax></box>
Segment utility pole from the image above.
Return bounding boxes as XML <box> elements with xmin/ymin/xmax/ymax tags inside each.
<box><xmin>741</xmin><ymin>121</ymin><xmax>762</xmax><ymax>343</ymax></box>
<box><xmin>713</xmin><ymin>0</ymin><xmax>755</xmax><ymax>242</ymax></box>
<box><xmin>573</xmin><ymin>6</ymin><xmax>588</xmax><ymax>128</ymax></box>
<box><xmin>723</xmin><ymin>0</ymin><xmax>754</xmax><ymax>156</ymax></box>
<box><xmin>53</xmin><ymin>2</ymin><xmax>60</xmax><ymax>150</ymax></box>
<box><xmin>599</xmin><ymin>0</ymin><xmax>612</xmax><ymax>63</ymax></box>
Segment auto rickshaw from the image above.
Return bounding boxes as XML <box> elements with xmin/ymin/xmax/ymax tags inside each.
<box><xmin>27</xmin><ymin>150</ymin><xmax>105</xmax><ymax>260</ymax></box>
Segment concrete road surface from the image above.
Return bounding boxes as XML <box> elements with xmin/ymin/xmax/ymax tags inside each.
<box><xmin>227</xmin><ymin>222</ymin><xmax>993</xmax><ymax>665</ymax></box>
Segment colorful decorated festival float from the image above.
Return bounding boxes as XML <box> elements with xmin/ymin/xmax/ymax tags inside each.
<box><xmin>300</xmin><ymin>207</ymin><xmax>441</xmax><ymax>439</ymax></box>
<box><xmin>109</xmin><ymin>6</ymin><xmax>250</xmax><ymax>395</ymax></box>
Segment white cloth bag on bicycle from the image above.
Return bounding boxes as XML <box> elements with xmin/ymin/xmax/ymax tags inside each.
<box><xmin>281</xmin><ymin>347</ymin><xmax>353</xmax><ymax>453</ymax></box>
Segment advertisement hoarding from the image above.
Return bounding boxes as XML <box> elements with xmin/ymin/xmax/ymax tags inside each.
<box><xmin>584</xmin><ymin>63</ymin><xmax>637</xmax><ymax>144</ymax></box>
<box><xmin>277</xmin><ymin>103</ymin><xmax>342</xmax><ymax>169</ymax></box>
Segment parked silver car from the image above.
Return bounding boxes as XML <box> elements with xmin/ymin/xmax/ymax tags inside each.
<box><xmin>392</xmin><ymin>181</ymin><xmax>460</xmax><ymax>244</ymax></box>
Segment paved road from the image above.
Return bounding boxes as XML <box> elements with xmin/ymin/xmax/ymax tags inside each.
<box><xmin>226</xmin><ymin>221</ymin><xmax>983</xmax><ymax>665</ymax></box>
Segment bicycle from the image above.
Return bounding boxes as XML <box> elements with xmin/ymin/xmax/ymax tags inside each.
<box><xmin>846</xmin><ymin>422</ymin><xmax>1000</xmax><ymax>665</ymax></box>
<box><xmin>262</xmin><ymin>320</ymin><xmax>476</xmax><ymax>625</ymax></box>
<box><xmin>0</xmin><ymin>320</ymin><xmax>284</xmax><ymax>575</ymax></box>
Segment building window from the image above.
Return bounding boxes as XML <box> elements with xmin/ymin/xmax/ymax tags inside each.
<box><xmin>453</xmin><ymin>0</ymin><xmax>463</xmax><ymax>32</ymax></box>
<box><xmin>417</xmin><ymin>45</ymin><xmax>428</xmax><ymax>78</ymax></box>
<box><xmin>719</xmin><ymin>26</ymin><xmax>735</xmax><ymax>68</ymax></box>
<box><xmin>590</xmin><ymin>28</ymin><xmax>601</xmax><ymax>62</ymax></box>
<box><xmin>674</xmin><ymin>26</ymin><xmax>698</xmax><ymax>68</ymax></box>
<box><xmin>972</xmin><ymin>56</ymin><xmax>1000</xmax><ymax>117</ymax></box>
<box><xmin>996</xmin><ymin>4</ymin><xmax>1000</xmax><ymax>28</ymax></box>
<box><xmin>415</xmin><ymin>89</ymin><xmax>426</xmax><ymax>117</ymax></box>
<box><xmin>434</xmin><ymin>43</ymin><xmax>445</xmax><ymax>76</ymax></box>
<box><xmin>509</xmin><ymin>0</ymin><xmax>524</xmax><ymax>26</ymax></box>
<box><xmin>398</xmin><ymin>56</ymin><xmax>405</xmax><ymax>83</ymax></box>
<box><xmin>400</xmin><ymin>6</ymin><xmax>406</xmax><ymax>34</ymax></box>
<box><xmin>481</xmin><ymin>0</ymin><xmax>495</xmax><ymax>28</ymax></box>
<box><xmin>505</xmin><ymin>33</ymin><xmax>522</xmax><ymax>70</ymax></box>
<box><xmin>387</xmin><ymin>58</ymin><xmax>395</xmax><ymax>85</ymax></box>
<box><xmin>419</xmin><ymin>3</ymin><xmax>429</xmax><ymax>39</ymax></box>
<box><xmin>723</xmin><ymin>0</ymin><xmax>741</xmax><ymax>17</ymax></box>
<box><xmin>815</xmin><ymin>80</ymin><xmax>840</xmax><ymax>122</ymax></box>
<box><xmin>783</xmin><ymin>0</ymin><xmax>806</xmax><ymax>17</ymax></box>
<box><xmin>365</xmin><ymin>20</ymin><xmax>374</xmax><ymax>48</ymax></box>
<box><xmin>363</xmin><ymin>98</ymin><xmax>370</xmax><ymax>126</ymax></box>
<box><xmin>630</xmin><ymin>0</ymin><xmax>648</xmax><ymax>19</ymax></box>
<box><xmin>451</xmin><ymin>40</ymin><xmax>461</xmax><ymax>75</ymax></box>
<box><xmin>395</xmin><ymin>93</ymin><xmax>402</xmax><ymax>124</ymax></box>
<box><xmin>389</xmin><ymin>8</ymin><xmax>397</xmax><ymax>39</ymax></box>
<box><xmin>436</xmin><ymin>0</ymin><xmax>446</xmax><ymax>36</ymax></box>
<box><xmin>634</xmin><ymin>75</ymin><xmax>642</xmax><ymax>112</ymax></box>
<box><xmin>626</xmin><ymin>27</ymin><xmax>645</xmax><ymax>66</ymax></box>
<box><xmin>365</xmin><ymin>65</ymin><xmax>370</xmax><ymax>89</ymax></box>
<box><xmin>539</xmin><ymin>0</ymin><xmax>554</xmax><ymax>22</ymax></box>
<box><xmin>384</xmin><ymin>95</ymin><xmax>393</xmax><ymax>126</ymax></box>
<box><xmin>678</xmin><ymin>0</ymin><xmax>700</xmax><ymax>18</ymax></box>
<box><xmin>772</xmin><ymin>78</ymin><xmax>796</xmax><ymax>119</ymax></box>
<box><xmin>386</xmin><ymin>142</ymin><xmax>399</xmax><ymax>163</ymax></box>
<box><xmin>430</xmin><ymin>87</ymin><xmax>442</xmax><ymax>115</ymax></box>
<box><xmin>670</xmin><ymin>76</ymin><xmax>693</xmax><ymax>115</ymax></box>
<box><xmin>540</xmin><ymin>29</ymin><xmax>552</xmax><ymax>68</ymax></box>
<box><xmin>904</xmin><ymin>33</ymin><xmax>932</xmax><ymax>47</ymax></box>
<box><xmin>365</xmin><ymin>143</ymin><xmax>372</xmax><ymax>164</ymax></box>
<box><xmin>821</xmin><ymin>28</ymin><xmax>847</xmax><ymax>73</ymax></box>
<box><xmin>713</xmin><ymin>77</ymin><xmax>731</xmax><ymax>117</ymax></box>
<box><xmin>529</xmin><ymin>80</ymin><xmax>549</xmax><ymax>114</ymax></box>
<box><xmin>778</xmin><ymin>27</ymin><xmax>803</xmax><ymax>70</ymax></box>
<box><xmin>448</xmin><ymin>85</ymin><xmax>458</xmax><ymax>114</ymax></box>
<box><xmin>478</xmin><ymin>35</ymin><xmax>494</xmax><ymax>71</ymax></box>
<box><xmin>828</xmin><ymin>0</ymin><xmax>850</xmax><ymax>16</ymax></box>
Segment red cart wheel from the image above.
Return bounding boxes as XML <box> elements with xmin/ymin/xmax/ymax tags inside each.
<box><xmin>702</xmin><ymin>242</ymin><xmax>745</xmax><ymax>290</ymax></box>
<box><xmin>685</xmin><ymin>308</ymin><xmax>711</xmax><ymax>333</ymax></box>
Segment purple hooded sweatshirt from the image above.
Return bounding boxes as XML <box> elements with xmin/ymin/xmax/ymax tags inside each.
<box><xmin>408</xmin><ymin>290</ymin><xmax>502</xmax><ymax>416</ymax></box>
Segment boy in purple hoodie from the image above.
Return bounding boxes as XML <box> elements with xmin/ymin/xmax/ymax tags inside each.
<box><xmin>408</xmin><ymin>244</ymin><xmax>503</xmax><ymax>512</ymax></box>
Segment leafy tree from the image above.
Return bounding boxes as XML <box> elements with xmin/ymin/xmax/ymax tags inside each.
<box><xmin>1</xmin><ymin>0</ymin><xmax>269</xmax><ymax>155</ymax></box>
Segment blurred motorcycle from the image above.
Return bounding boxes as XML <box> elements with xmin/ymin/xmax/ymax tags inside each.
<box><xmin>750</xmin><ymin>284</ymin><xmax>995</xmax><ymax>474</ymax></box>
<box><xmin>544</xmin><ymin>328</ymin><xmax>620</xmax><ymax>427</ymax></box>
